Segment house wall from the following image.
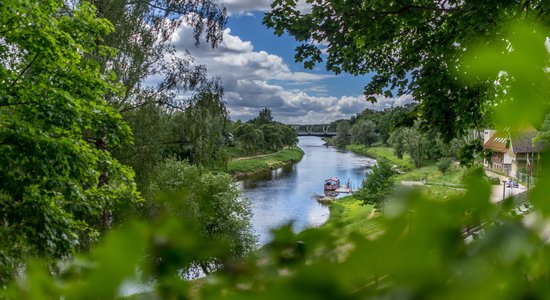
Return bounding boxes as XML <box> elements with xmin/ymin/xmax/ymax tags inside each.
<box><xmin>487</xmin><ymin>152</ymin><xmax>506</xmax><ymax>174</ymax></box>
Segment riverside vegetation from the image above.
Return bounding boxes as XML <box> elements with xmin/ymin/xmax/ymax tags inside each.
<box><xmin>4</xmin><ymin>1</ymin><xmax>550</xmax><ymax>299</ymax></box>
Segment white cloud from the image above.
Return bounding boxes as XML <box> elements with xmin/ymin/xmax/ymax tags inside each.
<box><xmin>169</xmin><ymin>21</ymin><xmax>413</xmax><ymax>124</ymax></box>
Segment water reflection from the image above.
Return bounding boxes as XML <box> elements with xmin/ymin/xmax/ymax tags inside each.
<box><xmin>240</xmin><ymin>136</ymin><xmax>376</xmax><ymax>245</ymax></box>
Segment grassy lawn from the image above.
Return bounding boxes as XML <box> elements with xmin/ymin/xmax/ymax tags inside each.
<box><xmin>323</xmin><ymin>196</ymin><xmax>382</xmax><ymax>240</ymax></box>
<box><xmin>345</xmin><ymin>144</ymin><xmax>415</xmax><ymax>171</ymax></box>
<box><xmin>395</xmin><ymin>164</ymin><xmax>464</xmax><ymax>185</ymax></box>
<box><xmin>225</xmin><ymin>146</ymin><xmax>246</xmax><ymax>158</ymax></box>
<box><xmin>227</xmin><ymin>147</ymin><xmax>304</xmax><ymax>176</ymax></box>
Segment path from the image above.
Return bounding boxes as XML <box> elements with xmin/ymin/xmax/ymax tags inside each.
<box><xmin>486</xmin><ymin>170</ymin><xmax>527</xmax><ymax>204</ymax></box>
<box><xmin>233</xmin><ymin>149</ymin><xmax>285</xmax><ymax>161</ymax></box>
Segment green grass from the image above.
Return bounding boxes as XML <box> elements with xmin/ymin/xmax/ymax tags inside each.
<box><xmin>227</xmin><ymin>147</ymin><xmax>304</xmax><ymax>176</ymax></box>
<box><xmin>408</xmin><ymin>185</ymin><xmax>466</xmax><ymax>200</ymax></box>
<box><xmin>323</xmin><ymin>196</ymin><xmax>381</xmax><ymax>240</ymax></box>
<box><xmin>225</xmin><ymin>146</ymin><xmax>246</xmax><ymax>158</ymax></box>
<box><xmin>395</xmin><ymin>164</ymin><xmax>465</xmax><ymax>185</ymax></box>
<box><xmin>345</xmin><ymin>145</ymin><xmax>415</xmax><ymax>171</ymax></box>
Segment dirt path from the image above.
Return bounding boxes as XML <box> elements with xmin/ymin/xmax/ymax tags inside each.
<box><xmin>233</xmin><ymin>149</ymin><xmax>285</xmax><ymax>161</ymax></box>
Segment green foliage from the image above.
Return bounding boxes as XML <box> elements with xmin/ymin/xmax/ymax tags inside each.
<box><xmin>233</xmin><ymin>109</ymin><xmax>297</xmax><ymax>154</ymax></box>
<box><xmin>7</xmin><ymin>8</ymin><xmax>550</xmax><ymax>300</ymax></box>
<box><xmin>149</xmin><ymin>158</ymin><xmax>257</xmax><ymax>275</ymax></box>
<box><xmin>351</xmin><ymin>120</ymin><xmax>379</xmax><ymax>147</ymax></box>
<box><xmin>0</xmin><ymin>0</ymin><xmax>139</xmax><ymax>284</ymax></box>
<box><xmin>260</xmin><ymin>124</ymin><xmax>284</xmax><ymax>151</ymax></box>
<box><xmin>234</xmin><ymin>123</ymin><xmax>264</xmax><ymax>155</ymax></box>
<box><xmin>92</xmin><ymin>0</ymin><xmax>227</xmax><ymax>111</ymax></box>
<box><xmin>396</xmin><ymin>164</ymin><xmax>464</xmax><ymax>186</ymax></box>
<box><xmin>346</xmin><ymin>145</ymin><xmax>414</xmax><ymax>171</ymax></box>
<box><xmin>113</xmin><ymin>104</ymin><xmax>170</xmax><ymax>191</ymax></box>
<box><xmin>249</xmin><ymin>107</ymin><xmax>274</xmax><ymax>125</ymax></box>
<box><xmin>436</xmin><ymin>158</ymin><xmax>453</xmax><ymax>174</ymax></box>
<box><xmin>355</xmin><ymin>159</ymin><xmax>397</xmax><ymax>207</ymax></box>
<box><xmin>168</xmin><ymin>82</ymin><xmax>230</xmax><ymax>169</ymax></box>
<box><xmin>227</xmin><ymin>147</ymin><xmax>304</xmax><ymax>176</ymax></box>
<box><xmin>535</xmin><ymin>114</ymin><xmax>550</xmax><ymax>144</ymax></box>
<box><xmin>387</xmin><ymin>127</ymin><xmax>406</xmax><ymax>159</ymax></box>
<box><xmin>264</xmin><ymin>1</ymin><xmax>535</xmax><ymax>141</ymax></box>
<box><xmin>335</xmin><ymin>120</ymin><xmax>351</xmax><ymax>146</ymax></box>
<box><xmin>324</xmin><ymin>197</ymin><xmax>379</xmax><ymax>243</ymax></box>
<box><xmin>457</xmin><ymin>139</ymin><xmax>484</xmax><ymax>167</ymax></box>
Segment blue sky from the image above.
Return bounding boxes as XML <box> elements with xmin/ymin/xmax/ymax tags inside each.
<box><xmin>170</xmin><ymin>2</ymin><xmax>413</xmax><ymax>124</ymax></box>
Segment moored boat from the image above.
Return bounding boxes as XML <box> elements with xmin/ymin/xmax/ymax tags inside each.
<box><xmin>324</xmin><ymin>177</ymin><xmax>340</xmax><ymax>191</ymax></box>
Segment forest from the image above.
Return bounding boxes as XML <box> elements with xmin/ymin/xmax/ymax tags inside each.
<box><xmin>2</xmin><ymin>0</ymin><xmax>550</xmax><ymax>299</ymax></box>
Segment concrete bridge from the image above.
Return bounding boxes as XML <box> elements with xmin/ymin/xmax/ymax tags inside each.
<box><xmin>289</xmin><ymin>124</ymin><xmax>337</xmax><ymax>137</ymax></box>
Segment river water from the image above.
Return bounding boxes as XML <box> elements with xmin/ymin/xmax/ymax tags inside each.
<box><xmin>239</xmin><ymin>136</ymin><xmax>377</xmax><ymax>245</ymax></box>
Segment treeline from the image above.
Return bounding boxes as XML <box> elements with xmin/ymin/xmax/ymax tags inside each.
<box><xmin>231</xmin><ymin>108</ymin><xmax>298</xmax><ymax>155</ymax></box>
<box><xmin>331</xmin><ymin>105</ymin><xmax>480</xmax><ymax>168</ymax></box>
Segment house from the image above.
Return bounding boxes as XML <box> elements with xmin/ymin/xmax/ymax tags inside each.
<box><xmin>483</xmin><ymin>127</ymin><xmax>543</xmax><ymax>179</ymax></box>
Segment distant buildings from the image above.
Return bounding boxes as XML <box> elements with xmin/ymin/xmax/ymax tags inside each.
<box><xmin>483</xmin><ymin>126</ymin><xmax>544</xmax><ymax>180</ymax></box>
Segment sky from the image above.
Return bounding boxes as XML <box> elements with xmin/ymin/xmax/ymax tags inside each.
<box><xmin>170</xmin><ymin>1</ymin><xmax>414</xmax><ymax>124</ymax></box>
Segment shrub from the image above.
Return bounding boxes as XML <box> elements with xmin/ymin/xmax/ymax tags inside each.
<box><xmin>355</xmin><ymin>158</ymin><xmax>396</xmax><ymax>207</ymax></box>
<box><xmin>436</xmin><ymin>157</ymin><xmax>453</xmax><ymax>174</ymax></box>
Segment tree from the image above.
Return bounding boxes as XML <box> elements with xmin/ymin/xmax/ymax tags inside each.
<box><xmin>261</xmin><ymin>124</ymin><xmax>284</xmax><ymax>151</ymax></box>
<box><xmin>148</xmin><ymin>158</ymin><xmax>257</xmax><ymax>276</ymax></box>
<box><xmin>234</xmin><ymin>124</ymin><xmax>264</xmax><ymax>155</ymax></box>
<box><xmin>402</xmin><ymin>126</ymin><xmax>428</xmax><ymax>168</ymax></box>
<box><xmin>535</xmin><ymin>114</ymin><xmax>550</xmax><ymax>144</ymax></box>
<box><xmin>89</xmin><ymin>0</ymin><xmax>228</xmax><ymax>195</ymax></box>
<box><xmin>351</xmin><ymin>120</ymin><xmax>379</xmax><ymax>147</ymax></box>
<box><xmin>388</xmin><ymin>128</ymin><xmax>406</xmax><ymax>159</ymax></box>
<box><xmin>0</xmin><ymin>0</ymin><xmax>138</xmax><ymax>284</ymax></box>
<box><xmin>259</xmin><ymin>107</ymin><xmax>274</xmax><ymax>124</ymax></box>
<box><xmin>264</xmin><ymin>1</ymin><xmax>546</xmax><ymax>141</ymax></box>
<box><xmin>169</xmin><ymin>81</ymin><xmax>230</xmax><ymax>168</ymax></box>
<box><xmin>280</xmin><ymin>125</ymin><xmax>298</xmax><ymax>147</ymax></box>
<box><xmin>355</xmin><ymin>158</ymin><xmax>396</xmax><ymax>207</ymax></box>
<box><xmin>90</xmin><ymin>0</ymin><xmax>227</xmax><ymax>111</ymax></box>
<box><xmin>335</xmin><ymin>121</ymin><xmax>351</xmax><ymax>145</ymax></box>
<box><xmin>436</xmin><ymin>158</ymin><xmax>453</xmax><ymax>174</ymax></box>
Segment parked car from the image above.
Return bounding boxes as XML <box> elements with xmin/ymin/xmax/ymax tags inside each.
<box><xmin>505</xmin><ymin>179</ymin><xmax>519</xmax><ymax>188</ymax></box>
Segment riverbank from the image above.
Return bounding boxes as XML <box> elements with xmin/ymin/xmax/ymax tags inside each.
<box><xmin>227</xmin><ymin>146</ymin><xmax>304</xmax><ymax>179</ymax></box>
<box><xmin>321</xmin><ymin>196</ymin><xmax>381</xmax><ymax>244</ymax></box>
<box><xmin>322</xmin><ymin>138</ymin><xmax>414</xmax><ymax>171</ymax></box>
<box><xmin>320</xmin><ymin>140</ymin><xmax>466</xmax><ymax>233</ymax></box>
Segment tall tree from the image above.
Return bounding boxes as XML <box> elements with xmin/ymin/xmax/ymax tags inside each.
<box><xmin>335</xmin><ymin>121</ymin><xmax>351</xmax><ymax>145</ymax></box>
<box><xmin>264</xmin><ymin>1</ymin><xmax>548</xmax><ymax>141</ymax></box>
<box><xmin>170</xmin><ymin>81</ymin><xmax>230</xmax><ymax>168</ymax></box>
<box><xmin>90</xmin><ymin>0</ymin><xmax>227</xmax><ymax>110</ymax></box>
<box><xmin>251</xmin><ymin>107</ymin><xmax>274</xmax><ymax>125</ymax></box>
<box><xmin>352</xmin><ymin>120</ymin><xmax>379</xmax><ymax>147</ymax></box>
<box><xmin>149</xmin><ymin>158</ymin><xmax>257</xmax><ymax>277</ymax></box>
<box><xmin>0</xmin><ymin>0</ymin><xmax>138</xmax><ymax>284</ymax></box>
<box><xmin>234</xmin><ymin>124</ymin><xmax>264</xmax><ymax>155</ymax></box>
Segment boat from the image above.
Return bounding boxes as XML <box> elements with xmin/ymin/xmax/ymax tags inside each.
<box><xmin>324</xmin><ymin>177</ymin><xmax>340</xmax><ymax>191</ymax></box>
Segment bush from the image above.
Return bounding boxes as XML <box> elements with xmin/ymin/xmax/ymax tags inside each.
<box><xmin>355</xmin><ymin>158</ymin><xmax>396</xmax><ymax>207</ymax></box>
<box><xmin>488</xmin><ymin>176</ymin><xmax>501</xmax><ymax>185</ymax></box>
<box><xmin>436</xmin><ymin>157</ymin><xmax>453</xmax><ymax>174</ymax></box>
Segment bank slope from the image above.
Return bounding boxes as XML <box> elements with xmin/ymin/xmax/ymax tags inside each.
<box><xmin>227</xmin><ymin>147</ymin><xmax>304</xmax><ymax>179</ymax></box>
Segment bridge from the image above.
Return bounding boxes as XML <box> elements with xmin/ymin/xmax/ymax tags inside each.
<box><xmin>289</xmin><ymin>124</ymin><xmax>337</xmax><ymax>137</ymax></box>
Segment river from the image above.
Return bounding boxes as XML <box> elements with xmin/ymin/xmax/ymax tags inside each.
<box><xmin>239</xmin><ymin>136</ymin><xmax>377</xmax><ymax>245</ymax></box>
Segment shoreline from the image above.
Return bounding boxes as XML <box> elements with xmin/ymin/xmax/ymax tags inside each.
<box><xmin>227</xmin><ymin>146</ymin><xmax>305</xmax><ymax>180</ymax></box>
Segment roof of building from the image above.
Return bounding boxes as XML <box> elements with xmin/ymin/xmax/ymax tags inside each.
<box><xmin>484</xmin><ymin>130</ymin><xmax>508</xmax><ymax>152</ymax></box>
<box><xmin>510</xmin><ymin>130</ymin><xmax>544</xmax><ymax>153</ymax></box>
<box><xmin>483</xmin><ymin>127</ymin><xmax>544</xmax><ymax>154</ymax></box>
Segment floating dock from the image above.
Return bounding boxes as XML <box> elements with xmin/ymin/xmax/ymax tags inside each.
<box><xmin>334</xmin><ymin>185</ymin><xmax>354</xmax><ymax>193</ymax></box>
